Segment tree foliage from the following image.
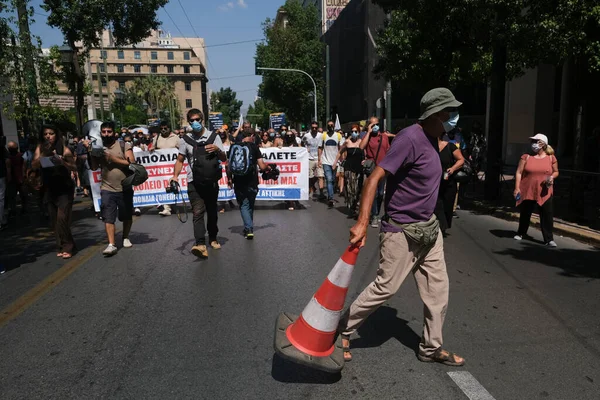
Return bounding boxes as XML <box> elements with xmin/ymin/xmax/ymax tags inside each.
<box><xmin>0</xmin><ymin>3</ymin><xmax>60</xmax><ymax>125</ymax></box>
<box><xmin>372</xmin><ymin>0</ymin><xmax>600</xmax><ymax>89</ymax></box>
<box><xmin>110</xmin><ymin>88</ymin><xmax>150</xmax><ymax>128</ymax></box>
<box><xmin>41</xmin><ymin>0</ymin><xmax>168</xmax><ymax>48</ymax></box>
<box><xmin>255</xmin><ymin>0</ymin><xmax>325</xmax><ymax>123</ymax></box>
<box><xmin>210</xmin><ymin>87</ymin><xmax>243</xmax><ymax>125</ymax></box>
<box><xmin>247</xmin><ymin>97</ymin><xmax>275</xmax><ymax>129</ymax></box>
<box><xmin>129</xmin><ymin>75</ymin><xmax>178</xmax><ymax>118</ymax></box>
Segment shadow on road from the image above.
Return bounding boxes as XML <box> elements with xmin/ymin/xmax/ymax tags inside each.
<box><xmin>228</xmin><ymin>223</ymin><xmax>277</xmax><ymax>236</ymax></box>
<box><xmin>271</xmin><ymin>353</ymin><xmax>341</xmax><ymax>384</ymax></box>
<box><xmin>489</xmin><ymin>229</ymin><xmax>545</xmax><ymax>244</ymax></box>
<box><xmin>351</xmin><ymin>306</ymin><xmax>421</xmax><ymax>355</ymax></box>
<box><xmin>494</xmin><ymin>243</ymin><xmax>600</xmax><ymax>279</ymax></box>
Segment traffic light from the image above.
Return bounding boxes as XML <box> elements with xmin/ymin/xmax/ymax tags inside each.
<box><xmin>301</xmin><ymin>124</ymin><xmax>306</xmax><ymax>130</ymax></box>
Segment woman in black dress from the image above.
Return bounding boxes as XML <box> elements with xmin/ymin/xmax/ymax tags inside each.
<box><xmin>32</xmin><ymin>125</ymin><xmax>77</xmax><ymax>258</ymax></box>
<box><xmin>435</xmin><ymin>137</ymin><xmax>464</xmax><ymax>235</ymax></box>
<box><xmin>334</xmin><ymin>126</ymin><xmax>364</xmax><ymax>218</ymax></box>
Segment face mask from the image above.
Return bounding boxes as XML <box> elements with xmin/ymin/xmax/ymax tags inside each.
<box><xmin>103</xmin><ymin>135</ymin><xmax>116</xmax><ymax>145</ymax></box>
<box><xmin>351</xmin><ymin>132</ymin><xmax>358</xmax><ymax>140</ymax></box>
<box><xmin>8</xmin><ymin>148</ymin><xmax>18</xmax><ymax>155</ymax></box>
<box><xmin>190</xmin><ymin>121</ymin><xmax>203</xmax><ymax>132</ymax></box>
<box><xmin>219</xmin><ymin>132</ymin><xmax>227</xmax><ymax>140</ymax></box>
<box><xmin>327</xmin><ymin>126</ymin><xmax>334</xmax><ymax>132</ymax></box>
<box><xmin>531</xmin><ymin>142</ymin><xmax>543</xmax><ymax>153</ymax></box>
<box><xmin>269</xmin><ymin>133</ymin><xmax>275</xmax><ymax>138</ymax></box>
<box><xmin>281</xmin><ymin>130</ymin><xmax>287</xmax><ymax>134</ymax></box>
<box><xmin>442</xmin><ymin>112</ymin><xmax>459</xmax><ymax>133</ymax></box>
<box><xmin>371</xmin><ymin>125</ymin><xmax>380</xmax><ymax>134</ymax></box>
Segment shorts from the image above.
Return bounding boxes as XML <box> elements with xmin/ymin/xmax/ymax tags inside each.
<box><xmin>101</xmin><ymin>189</ymin><xmax>134</xmax><ymax>224</ymax></box>
<box><xmin>337</xmin><ymin>166</ymin><xmax>345</xmax><ymax>174</ymax></box>
<box><xmin>309</xmin><ymin>159</ymin><xmax>324</xmax><ymax>179</ymax></box>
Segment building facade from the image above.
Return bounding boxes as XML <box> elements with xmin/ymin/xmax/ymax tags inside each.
<box><xmin>43</xmin><ymin>29</ymin><xmax>208</xmax><ymax>127</ymax></box>
<box><xmin>303</xmin><ymin>0</ymin><xmax>350</xmax><ymax>35</ymax></box>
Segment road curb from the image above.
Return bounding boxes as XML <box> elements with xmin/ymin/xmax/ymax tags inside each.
<box><xmin>467</xmin><ymin>201</ymin><xmax>600</xmax><ymax>248</ymax></box>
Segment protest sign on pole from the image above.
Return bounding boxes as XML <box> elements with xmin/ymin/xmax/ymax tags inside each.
<box><xmin>89</xmin><ymin>147</ymin><xmax>309</xmax><ymax>212</ymax></box>
<box><xmin>208</xmin><ymin>112</ymin><xmax>224</xmax><ymax>130</ymax></box>
<box><xmin>269</xmin><ymin>113</ymin><xmax>286</xmax><ymax>130</ymax></box>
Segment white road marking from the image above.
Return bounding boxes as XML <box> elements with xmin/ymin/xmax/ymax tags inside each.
<box><xmin>448</xmin><ymin>371</ymin><xmax>497</xmax><ymax>400</ymax></box>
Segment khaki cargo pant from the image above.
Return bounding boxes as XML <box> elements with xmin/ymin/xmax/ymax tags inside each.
<box><xmin>339</xmin><ymin>229</ymin><xmax>449</xmax><ymax>356</ymax></box>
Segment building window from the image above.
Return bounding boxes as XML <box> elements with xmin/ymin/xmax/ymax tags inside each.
<box><xmin>99</xmin><ymin>63</ymin><xmax>105</xmax><ymax>73</ymax></box>
<box><xmin>101</xmin><ymin>78</ymin><xmax>107</xmax><ymax>87</ymax></box>
<box><xmin>134</xmin><ymin>51</ymin><xmax>141</xmax><ymax>60</ymax></box>
<box><xmin>151</xmin><ymin>51</ymin><xmax>157</xmax><ymax>60</ymax></box>
<box><xmin>117</xmin><ymin>50</ymin><xmax>124</xmax><ymax>59</ymax></box>
<box><xmin>183</xmin><ymin>66</ymin><xmax>190</xmax><ymax>74</ymax></box>
<box><xmin>117</xmin><ymin>64</ymin><xmax>124</xmax><ymax>73</ymax></box>
<box><xmin>184</xmin><ymin>51</ymin><xmax>190</xmax><ymax>60</ymax></box>
<box><xmin>185</xmin><ymin>99</ymin><xmax>192</xmax><ymax>108</ymax></box>
<box><xmin>167</xmin><ymin>65</ymin><xmax>174</xmax><ymax>73</ymax></box>
<box><xmin>185</xmin><ymin>82</ymin><xmax>191</xmax><ymax>91</ymax></box>
<box><xmin>134</xmin><ymin>65</ymin><xmax>141</xmax><ymax>73</ymax></box>
<box><xmin>151</xmin><ymin>65</ymin><xmax>157</xmax><ymax>73</ymax></box>
<box><xmin>119</xmin><ymin>82</ymin><xmax>126</xmax><ymax>90</ymax></box>
<box><xmin>167</xmin><ymin>51</ymin><xmax>174</xmax><ymax>60</ymax></box>
<box><xmin>100</xmin><ymin>50</ymin><xmax>107</xmax><ymax>59</ymax></box>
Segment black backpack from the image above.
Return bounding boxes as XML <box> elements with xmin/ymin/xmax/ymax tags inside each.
<box><xmin>183</xmin><ymin>132</ymin><xmax>222</xmax><ymax>183</ymax></box>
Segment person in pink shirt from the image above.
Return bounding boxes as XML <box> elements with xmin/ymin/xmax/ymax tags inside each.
<box><xmin>513</xmin><ymin>133</ymin><xmax>559</xmax><ymax>247</ymax></box>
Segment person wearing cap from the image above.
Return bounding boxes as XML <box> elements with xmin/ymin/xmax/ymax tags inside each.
<box><xmin>513</xmin><ymin>133</ymin><xmax>559</xmax><ymax>247</ymax></box>
<box><xmin>339</xmin><ymin>88</ymin><xmax>465</xmax><ymax>367</ymax></box>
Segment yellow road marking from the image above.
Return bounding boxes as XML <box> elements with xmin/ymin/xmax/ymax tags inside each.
<box><xmin>0</xmin><ymin>215</ymin><xmax>137</xmax><ymax>329</ymax></box>
<box><xmin>0</xmin><ymin>243</ymin><xmax>102</xmax><ymax>328</ymax></box>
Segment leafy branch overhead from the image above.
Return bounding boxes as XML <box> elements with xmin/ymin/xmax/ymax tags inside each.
<box><xmin>210</xmin><ymin>87</ymin><xmax>243</xmax><ymax>125</ymax></box>
<box><xmin>373</xmin><ymin>0</ymin><xmax>600</xmax><ymax>89</ymax></box>
<box><xmin>255</xmin><ymin>0</ymin><xmax>325</xmax><ymax>122</ymax></box>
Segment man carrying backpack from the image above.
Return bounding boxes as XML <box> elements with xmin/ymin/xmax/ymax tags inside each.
<box><xmin>170</xmin><ymin>109</ymin><xmax>227</xmax><ymax>258</ymax></box>
<box><xmin>227</xmin><ymin>130</ymin><xmax>272</xmax><ymax>240</ymax></box>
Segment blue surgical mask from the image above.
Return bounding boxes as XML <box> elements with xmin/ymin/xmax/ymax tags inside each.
<box><xmin>443</xmin><ymin>112</ymin><xmax>459</xmax><ymax>133</ymax></box>
<box><xmin>372</xmin><ymin>125</ymin><xmax>380</xmax><ymax>133</ymax></box>
<box><xmin>190</xmin><ymin>121</ymin><xmax>203</xmax><ymax>132</ymax></box>
<box><xmin>351</xmin><ymin>132</ymin><xmax>358</xmax><ymax>140</ymax></box>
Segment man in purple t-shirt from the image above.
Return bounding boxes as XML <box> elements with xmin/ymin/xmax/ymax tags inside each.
<box><xmin>338</xmin><ymin>88</ymin><xmax>466</xmax><ymax>367</ymax></box>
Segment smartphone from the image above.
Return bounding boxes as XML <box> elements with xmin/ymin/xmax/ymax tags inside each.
<box><xmin>515</xmin><ymin>193</ymin><xmax>521</xmax><ymax>201</ymax></box>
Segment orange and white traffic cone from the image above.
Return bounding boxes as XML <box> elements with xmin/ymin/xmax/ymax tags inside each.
<box><xmin>274</xmin><ymin>245</ymin><xmax>360</xmax><ymax>373</ymax></box>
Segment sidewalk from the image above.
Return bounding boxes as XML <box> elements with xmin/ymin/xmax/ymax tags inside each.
<box><xmin>465</xmin><ymin>199</ymin><xmax>600</xmax><ymax>248</ymax></box>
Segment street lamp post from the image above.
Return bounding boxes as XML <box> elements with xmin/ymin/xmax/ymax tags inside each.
<box><xmin>257</xmin><ymin>67</ymin><xmax>318</xmax><ymax>123</ymax></box>
<box><xmin>58</xmin><ymin>43</ymin><xmax>83</xmax><ymax>135</ymax></box>
<box><xmin>114</xmin><ymin>89</ymin><xmax>125</xmax><ymax>127</ymax></box>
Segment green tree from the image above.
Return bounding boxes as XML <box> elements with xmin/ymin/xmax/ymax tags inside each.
<box><xmin>0</xmin><ymin>2</ymin><xmax>60</xmax><ymax>135</ymax></box>
<box><xmin>247</xmin><ymin>97</ymin><xmax>275</xmax><ymax>129</ymax></box>
<box><xmin>110</xmin><ymin>88</ymin><xmax>147</xmax><ymax>128</ymax></box>
<box><xmin>210</xmin><ymin>87</ymin><xmax>243</xmax><ymax>125</ymax></box>
<box><xmin>373</xmin><ymin>0</ymin><xmax>600</xmax><ymax>199</ymax></box>
<box><xmin>255</xmin><ymin>0</ymin><xmax>325</xmax><ymax>123</ymax></box>
<box><xmin>129</xmin><ymin>75</ymin><xmax>177</xmax><ymax>118</ymax></box>
<box><xmin>41</xmin><ymin>0</ymin><xmax>168</xmax><ymax>132</ymax></box>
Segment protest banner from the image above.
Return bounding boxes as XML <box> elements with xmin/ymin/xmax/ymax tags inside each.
<box><xmin>88</xmin><ymin>147</ymin><xmax>309</xmax><ymax>212</ymax></box>
<box><xmin>269</xmin><ymin>112</ymin><xmax>286</xmax><ymax>130</ymax></box>
<box><xmin>208</xmin><ymin>112</ymin><xmax>224</xmax><ymax>130</ymax></box>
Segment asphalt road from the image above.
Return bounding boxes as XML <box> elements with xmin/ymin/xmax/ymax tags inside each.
<box><xmin>0</xmin><ymin>198</ymin><xmax>598</xmax><ymax>399</ymax></box>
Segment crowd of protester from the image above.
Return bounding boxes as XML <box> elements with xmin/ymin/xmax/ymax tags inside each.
<box><xmin>1</xmin><ymin>90</ymin><xmax>561</xmax><ymax>258</ymax></box>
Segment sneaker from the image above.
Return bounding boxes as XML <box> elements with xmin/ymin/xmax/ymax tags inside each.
<box><xmin>134</xmin><ymin>208</ymin><xmax>141</xmax><ymax>216</ymax></box>
<box><xmin>210</xmin><ymin>240</ymin><xmax>221</xmax><ymax>250</ymax></box>
<box><xmin>103</xmin><ymin>244</ymin><xmax>118</xmax><ymax>257</ymax></box>
<box><xmin>371</xmin><ymin>217</ymin><xmax>379</xmax><ymax>228</ymax></box>
<box><xmin>513</xmin><ymin>235</ymin><xmax>523</xmax><ymax>241</ymax></box>
<box><xmin>318</xmin><ymin>193</ymin><xmax>327</xmax><ymax>201</ymax></box>
<box><xmin>191</xmin><ymin>244</ymin><xmax>208</xmax><ymax>258</ymax></box>
<box><xmin>328</xmin><ymin>200</ymin><xmax>334</xmax><ymax>209</ymax></box>
<box><xmin>546</xmin><ymin>240</ymin><xmax>557</xmax><ymax>248</ymax></box>
<box><xmin>123</xmin><ymin>238</ymin><xmax>133</xmax><ymax>248</ymax></box>
<box><xmin>244</xmin><ymin>229</ymin><xmax>254</xmax><ymax>240</ymax></box>
<box><xmin>159</xmin><ymin>209</ymin><xmax>171</xmax><ymax>216</ymax></box>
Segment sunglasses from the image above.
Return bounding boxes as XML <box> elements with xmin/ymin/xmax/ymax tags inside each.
<box><xmin>189</xmin><ymin>118</ymin><xmax>202</xmax><ymax>122</ymax></box>
<box><xmin>101</xmin><ymin>130</ymin><xmax>113</xmax><ymax>133</ymax></box>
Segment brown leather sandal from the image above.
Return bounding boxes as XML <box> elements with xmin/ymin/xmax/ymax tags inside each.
<box><xmin>417</xmin><ymin>348</ymin><xmax>465</xmax><ymax>366</ymax></box>
<box><xmin>341</xmin><ymin>334</ymin><xmax>352</xmax><ymax>362</ymax></box>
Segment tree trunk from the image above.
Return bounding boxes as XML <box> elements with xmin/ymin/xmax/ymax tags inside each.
<box><xmin>16</xmin><ymin>0</ymin><xmax>39</xmax><ymax>136</ymax></box>
<box><xmin>484</xmin><ymin>40</ymin><xmax>507</xmax><ymax>201</ymax></box>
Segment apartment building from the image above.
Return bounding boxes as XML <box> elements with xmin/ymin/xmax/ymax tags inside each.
<box><xmin>302</xmin><ymin>0</ymin><xmax>349</xmax><ymax>34</ymax></box>
<box><xmin>42</xmin><ymin>29</ymin><xmax>208</xmax><ymax>127</ymax></box>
